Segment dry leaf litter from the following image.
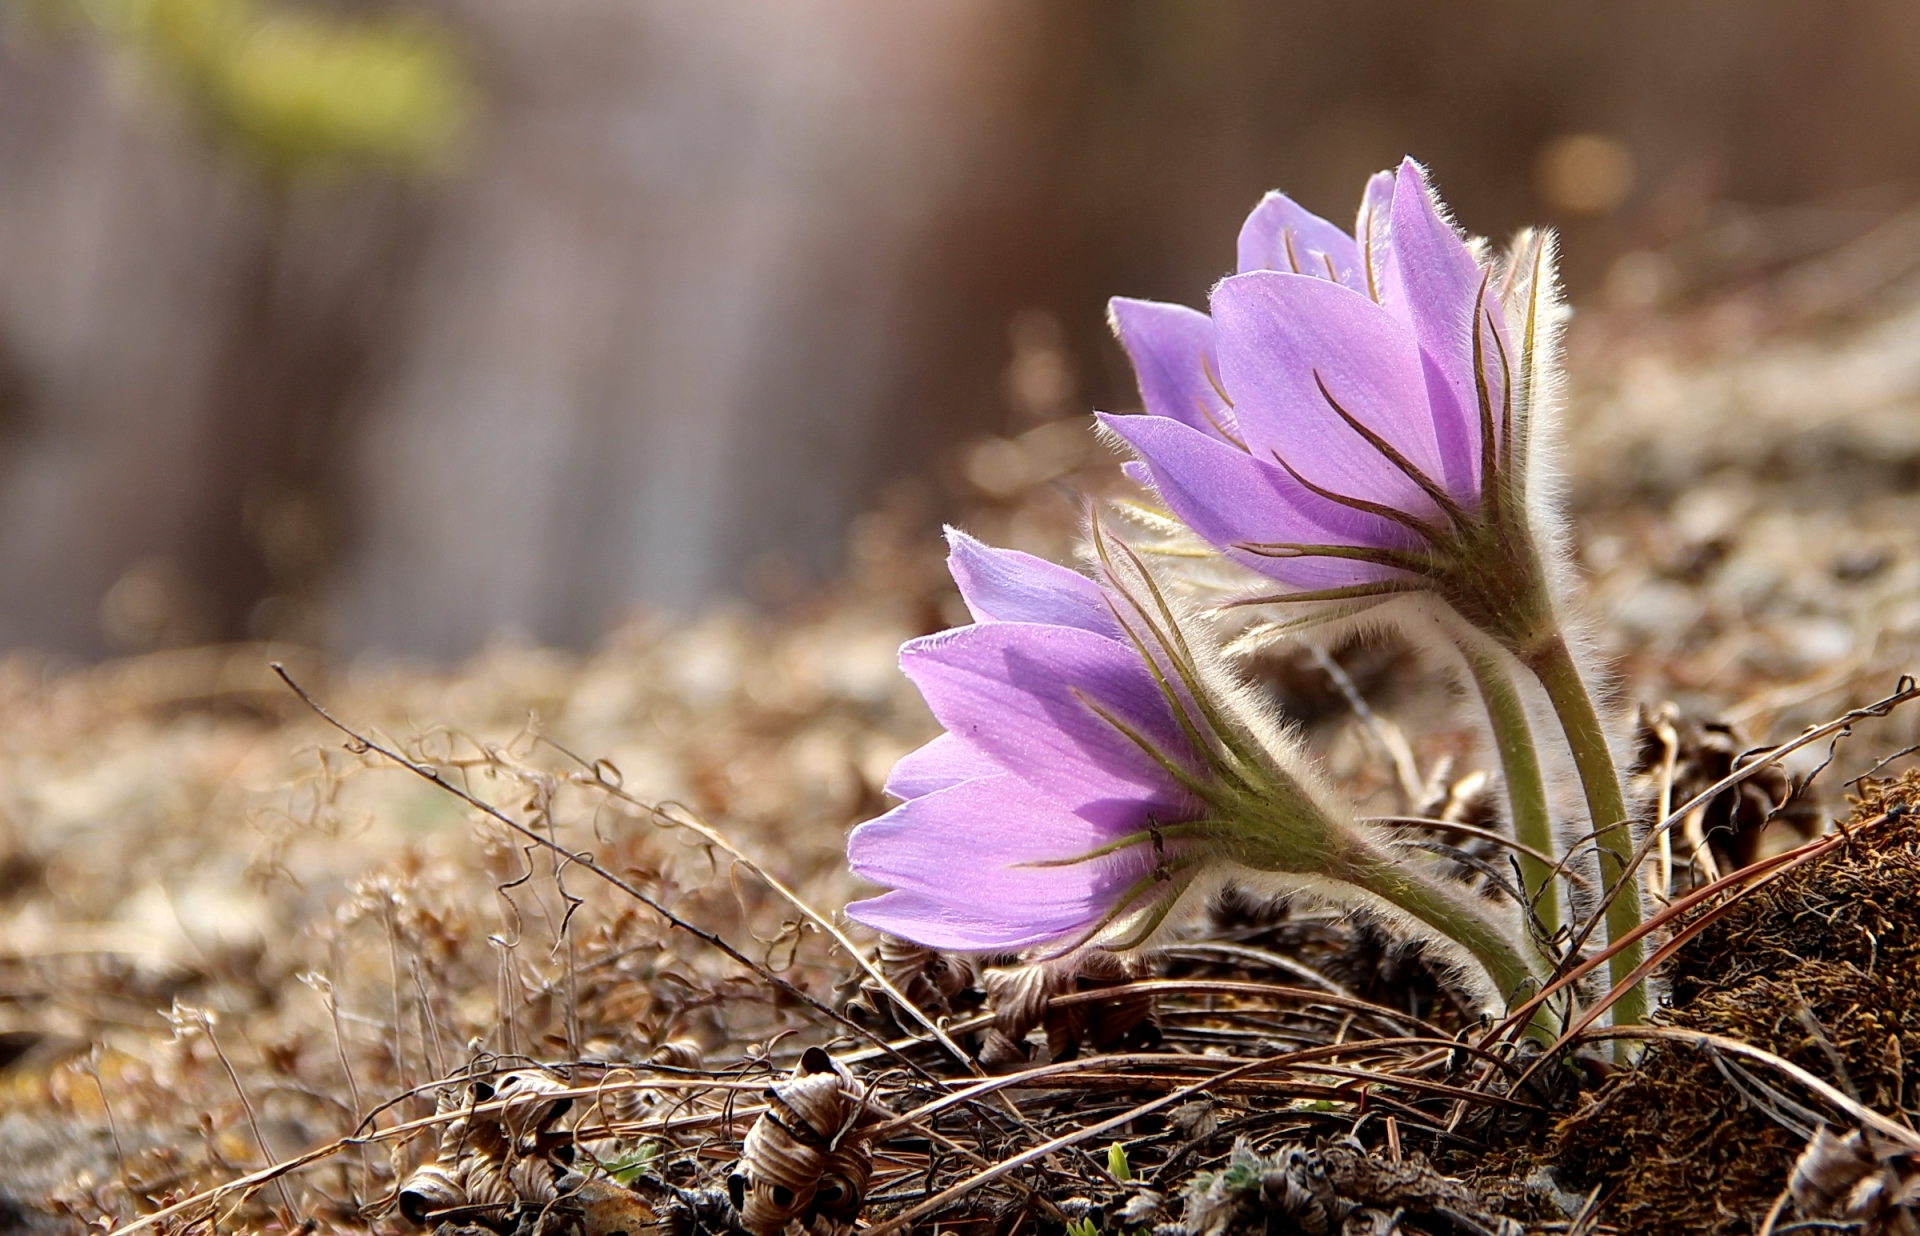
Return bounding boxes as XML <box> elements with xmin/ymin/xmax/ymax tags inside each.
<box><xmin>4</xmin><ymin>231</ymin><xmax>1920</xmax><ymax>1236</ymax></box>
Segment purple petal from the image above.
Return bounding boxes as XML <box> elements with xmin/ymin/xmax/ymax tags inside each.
<box><xmin>847</xmin><ymin>774</ymin><xmax>1158</xmax><ymax>950</ymax></box>
<box><xmin>945</xmin><ymin>528</ymin><xmax>1114</xmax><ymax>635</ymax></box>
<box><xmin>1354</xmin><ymin>171</ymin><xmax>1397</xmax><ymax>305</ymax></box>
<box><xmin>845</xmin><ymin>888</ymin><xmax>1070</xmax><ymax>952</ymax></box>
<box><xmin>1098</xmin><ymin>412</ymin><xmax>1412</xmax><ymax>590</ymax></box>
<box><xmin>1384</xmin><ymin>159</ymin><xmax>1498</xmax><ymax>500</ymax></box>
<box><xmin>1210</xmin><ymin>272</ymin><xmax>1448</xmax><ymax>517</ymax></box>
<box><xmin>1237</xmin><ymin>192</ymin><xmax>1365</xmax><ymax>292</ymax></box>
<box><xmin>1108</xmin><ymin>298</ymin><xmax>1241</xmax><ymax>444</ymax></box>
<box><xmin>885</xmin><ymin>732</ymin><xmax>1003</xmax><ymax>800</ymax></box>
<box><xmin>899</xmin><ymin>621</ymin><xmax>1197</xmax><ymax>822</ymax></box>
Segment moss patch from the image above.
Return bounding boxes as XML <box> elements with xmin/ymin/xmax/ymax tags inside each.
<box><xmin>1550</xmin><ymin>770</ymin><xmax>1920</xmax><ymax>1234</ymax></box>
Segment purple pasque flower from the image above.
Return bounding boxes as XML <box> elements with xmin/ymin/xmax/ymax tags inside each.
<box><xmin>1099</xmin><ymin>158</ymin><xmax>1558</xmax><ymax>657</ymax></box>
<box><xmin>844</xmin><ymin>528</ymin><xmax>1214</xmax><ymax>954</ymax></box>
<box><xmin>841</xmin><ymin>527</ymin><xmax>1545</xmax><ymax>1017</ymax></box>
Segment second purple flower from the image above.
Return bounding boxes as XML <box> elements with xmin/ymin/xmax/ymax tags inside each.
<box><xmin>846</xmin><ymin>527</ymin><xmax>1543</xmax><ymax>1011</ymax></box>
<box><xmin>845</xmin><ymin>529</ymin><xmax>1207</xmax><ymax>953</ymax></box>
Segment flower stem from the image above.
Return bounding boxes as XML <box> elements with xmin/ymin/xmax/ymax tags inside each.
<box><xmin>1525</xmin><ymin>631</ymin><xmax>1646</xmax><ymax>1028</ymax></box>
<box><xmin>1232</xmin><ymin>799</ymin><xmax>1553</xmax><ymax>1036</ymax></box>
<box><xmin>1461</xmin><ymin>645</ymin><xmax>1559</xmax><ymax>941</ymax></box>
<box><xmin>1337</xmin><ymin>840</ymin><xmax>1557</xmax><ymax>1043</ymax></box>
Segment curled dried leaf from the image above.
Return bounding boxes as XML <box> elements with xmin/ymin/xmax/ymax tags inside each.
<box><xmin>398</xmin><ymin>1161</ymin><xmax>465</xmax><ymax>1227</ymax></box>
<box><xmin>494</xmin><ymin>1069</ymin><xmax>575</xmax><ymax>1143</ymax></box>
<box><xmin>979</xmin><ymin>950</ymin><xmax>1159</xmax><ymax>1068</ymax></box>
<box><xmin>649</xmin><ymin>1039</ymin><xmax>706</xmax><ymax>1071</ymax></box>
<box><xmin>460</xmin><ymin>1154</ymin><xmax>516</xmax><ymax>1214</ymax></box>
<box><xmin>1789</xmin><ymin>1125</ymin><xmax>1920</xmax><ymax>1230</ymax></box>
<box><xmin>730</xmin><ymin>1047</ymin><xmax>875</xmax><ymax>1236</ymax></box>
<box><xmin>853</xmin><ymin>936</ymin><xmax>979</xmax><ymax>1030</ymax></box>
<box><xmin>509</xmin><ymin>1157</ymin><xmax>564</xmax><ymax>1208</ymax></box>
<box><xmin>397</xmin><ymin>1070</ymin><xmax>581</xmax><ymax>1230</ymax></box>
<box><xmin>1633</xmin><ymin>703</ymin><xmax>1821</xmax><ymax>894</ymax></box>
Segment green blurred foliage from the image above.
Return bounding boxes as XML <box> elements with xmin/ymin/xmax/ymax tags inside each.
<box><xmin>44</xmin><ymin>0</ymin><xmax>469</xmax><ymax>180</ymax></box>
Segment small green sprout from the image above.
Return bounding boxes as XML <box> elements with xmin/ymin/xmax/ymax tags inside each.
<box><xmin>602</xmin><ymin>1142</ymin><xmax>658</xmax><ymax>1187</ymax></box>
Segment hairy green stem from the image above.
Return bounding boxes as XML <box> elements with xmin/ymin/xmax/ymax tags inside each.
<box><xmin>1336</xmin><ymin>839</ymin><xmax>1557</xmax><ymax>1043</ymax></box>
<box><xmin>1229</xmin><ymin>797</ymin><xmax>1555</xmax><ymax>1041</ymax></box>
<box><xmin>1462</xmin><ymin>646</ymin><xmax>1559</xmax><ymax>941</ymax></box>
<box><xmin>1525</xmin><ymin>631</ymin><xmax>1646</xmax><ymax>1029</ymax></box>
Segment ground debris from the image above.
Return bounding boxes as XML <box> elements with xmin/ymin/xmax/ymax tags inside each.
<box><xmin>977</xmin><ymin>951</ymin><xmax>1160</xmax><ymax>1069</ymax></box>
<box><xmin>1180</xmin><ymin>1138</ymin><xmax>1522</xmax><ymax>1236</ymax></box>
<box><xmin>845</xmin><ymin>941</ymin><xmax>1161</xmax><ymax>1069</ymax></box>
<box><xmin>1629</xmin><ymin>702</ymin><xmax>1822</xmax><ymax>895</ymax></box>
<box><xmin>1550</xmin><ymin>771</ymin><xmax>1920</xmax><ymax>1235</ymax></box>
<box><xmin>390</xmin><ymin>1049</ymin><xmax>881</xmax><ymax>1236</ymax></box>
<box><xmin>1787</xmin><ymin>1124</ymin><xmax>1920</xmax><ymax>1234</ymax></box>
<box><xmin>397</xmin><ymin>1068</ymin><xmax>578</xmax><ymax>1231</ymax></box>
<box><xmin>729</xmin><ymin>1047</ymin><xmax>876</xmax><ymax>1236</ymax></box>
<box><xmin>864</xmin><ymin>936</ymin><xmax>979</xmax><ymax>1023</ymax></box>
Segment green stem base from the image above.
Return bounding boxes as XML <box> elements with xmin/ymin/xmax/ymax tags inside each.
<box><xmin>1526</xmin><ymin>632</ymin><xmax>1646</xmax><ymax>1030</ymax></box>
<box><xmin>1462</xmin><ymin>645</ymin><xmax>1560</xmax><ymax>942</ymax></box>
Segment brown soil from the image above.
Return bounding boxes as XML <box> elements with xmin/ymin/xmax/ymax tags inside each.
<box><xmin>1549</xmin><ymin>770</ymin><xmax>1920</xmax><ymax>1234</ymax></box>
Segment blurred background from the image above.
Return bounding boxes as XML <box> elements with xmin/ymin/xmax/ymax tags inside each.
<box><xmin>5</xmin><ymin>0</ymin><xmax>1920</xmax><ymax>661</ymax></box>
